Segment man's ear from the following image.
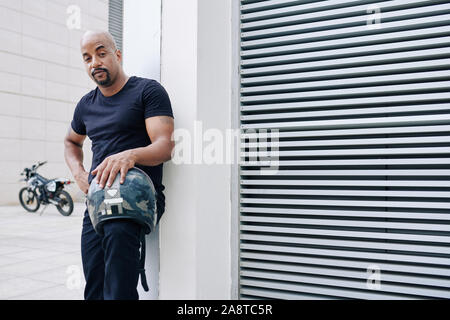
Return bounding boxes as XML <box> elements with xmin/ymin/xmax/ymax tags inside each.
<box><xmin>115</xmin><ymin>49</ymin><xmax>122</xmax><ymax>64</ymax></box>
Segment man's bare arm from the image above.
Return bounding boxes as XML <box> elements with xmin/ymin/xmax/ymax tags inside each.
<box><xmin>64</xmin><ymin>127</ymin><xmax>89</xmax><ymax>193</ymax></box>
<box><xmin>131</xmin><ymin>116</ymin><xmax>175</xmax><ymax>166</ymax></box>
<box><xmin>91</xmin><ymin>116</ymin><xmax>175</xmax><ymax>188</ymax></box>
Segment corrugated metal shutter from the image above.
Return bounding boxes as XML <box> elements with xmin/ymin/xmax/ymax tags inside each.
<box><xmin>238</xmin><ymin>0</ymin><xmax>450</xmax><ymax>299</ymax></box>
<box><xmin>108</xmin><ymin>0</ymin><xmax>123</xmax><ymax>52</ymax></box>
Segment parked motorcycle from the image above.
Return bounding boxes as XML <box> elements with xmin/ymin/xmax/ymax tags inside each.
<box><xmin>19</xmin><ymin>161</ymin><xmax>74</xmax><ymax>216</ymax></box>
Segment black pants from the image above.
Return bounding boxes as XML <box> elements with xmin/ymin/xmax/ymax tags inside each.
<box><xmin>81</xmin><ymin>209</ymin><xmax>142</xmax><ymax>300</ymax></box>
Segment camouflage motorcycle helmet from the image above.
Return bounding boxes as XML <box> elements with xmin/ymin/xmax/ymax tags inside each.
<box><xmin>87</xmin><ymin>166</ymin><xmax>157</xmax><ymax>236</ymax></box>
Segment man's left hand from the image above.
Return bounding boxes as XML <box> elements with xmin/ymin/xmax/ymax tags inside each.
<box><xmin>91</xmin><ymin>150</ymin><xmax>137</xmax><ymax>189</ymax></box>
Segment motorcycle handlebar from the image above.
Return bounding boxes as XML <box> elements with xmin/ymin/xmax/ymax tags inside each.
<box><xmin>31</xmin><ymin>161</ymin><xmax>47</xmax><ymax>171</ymax></box>
<box><xmin>20</xmin><ymin>161</ymin><xmax>47</xmax><ymax>177</ymax></box>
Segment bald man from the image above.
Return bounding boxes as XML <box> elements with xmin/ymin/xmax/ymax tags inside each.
<box><xmin>64</xmin><ymin>30</ymin><xmax>174</xmax><ymax>300</ymax></box>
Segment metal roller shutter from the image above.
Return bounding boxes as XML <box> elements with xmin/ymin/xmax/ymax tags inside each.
<box><xmin>108</xmin><ymin>0</ymin><xmax>123</xmax><ymax>52</ymax></box>
<box><xmin>238</xmin><ymin>0</ymin><xmax>450</xmax><ymax>299</ymax></box>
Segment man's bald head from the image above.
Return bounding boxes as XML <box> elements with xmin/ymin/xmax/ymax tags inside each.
<box><xmin>80</xmin><ymin>30</ymin><xmax>117</xmax><ymax>52</ymax></box>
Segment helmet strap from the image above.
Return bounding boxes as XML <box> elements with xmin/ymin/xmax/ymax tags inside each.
<box><xmin>139</xmin><ymin>228</ymin><xmax>149</xmax><ymax>292</ymax></box>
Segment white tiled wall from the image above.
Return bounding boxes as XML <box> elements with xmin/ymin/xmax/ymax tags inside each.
<box><xmin>0</xmin><ymin>0</ymin><xmax>109</xmax><ymax>204</ymax></box>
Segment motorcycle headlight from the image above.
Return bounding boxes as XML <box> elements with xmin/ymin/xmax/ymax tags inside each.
<box><xmin>46</xmin><ymin>181</ymin><xmax>56</xmax><ymax>192</ymax></box>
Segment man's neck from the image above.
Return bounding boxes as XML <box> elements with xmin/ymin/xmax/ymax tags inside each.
<box><xmin>98</xmin><ymin>73</ymin><xmax>130</xmax><ymax>97</ymax></box>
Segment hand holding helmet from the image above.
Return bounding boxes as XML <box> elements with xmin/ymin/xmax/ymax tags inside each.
<box><xmin>91</xmin><ymin>150</ymin><xmax>137</xmax><ymax>189</ymax></box>
<box><xmin>87</xmin><ymin>166</ymin><xmax>158</xmax><ymax>235</ymax></box>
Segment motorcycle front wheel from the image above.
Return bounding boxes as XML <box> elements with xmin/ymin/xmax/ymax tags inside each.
<box><xmin>55</xmin><ymin>190</ymin><xmax>74</xmax><ymax>216</ymax></box>
<box><xmin>19</xmin><ymin>187</ymin><xmax>40</xmax><ymax>212</ymax></box>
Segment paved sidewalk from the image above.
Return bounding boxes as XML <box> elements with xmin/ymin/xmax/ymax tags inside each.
<box><xmin>0</xmin><ymin>202</ymin><xmax>86</xmax><ymax>300</ymax></box>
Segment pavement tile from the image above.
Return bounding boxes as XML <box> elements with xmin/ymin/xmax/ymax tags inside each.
<box><xmin>0</xmin><ymin>272</ymin><xmax>16</xmax><ymax>281</ymax></box>
<box><xmin>0</xmin><ymin>277</ymin><xmax>58</xmax><ymax>300</ymax></box>
<box><xmin>0</xmin><ymin>237</ymin><xmax>59</xmax><ymax>250</ymax></box>
<box><xmin>11</xmin><ymin>284</ymin><xmax>84</xmax><ymax>300</ymax></box>
<box><xmin>0</xmin><ymin>255</ymin><xmax>27</xmax><ymax>267</ymax></box>
<box><xmin>0</xmin><ymin>245</ymin><xmax>29</xmax><ymax>255</ymax></box>
<box><xmin>44</xmin><ymin>242</ymin><xmax>81</xmax><ymax>254</ymax></box>
<box><xmin>30</xmin><ymin>264</ymin><xmax>86</xmax><ymax>287</ymax></box>
<box><xmin>3</xmin><ymin>248</ymin><xmax>62</xmax><ymax>261</ymax></box>
<box><xmin>0</xmin><ymin>259</ymin><xmax>62</xmax><ymax>277</ymax></box>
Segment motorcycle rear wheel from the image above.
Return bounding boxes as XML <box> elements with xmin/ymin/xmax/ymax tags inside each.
<box><xmin>55</xmin><ymin>190</ymin><xmax>74</xmax><ymax>216</ymax></box>
<box><xmin>19</xmin><ymin>187</ymin><xmax>40</xmax><ymax>212</ymax></box>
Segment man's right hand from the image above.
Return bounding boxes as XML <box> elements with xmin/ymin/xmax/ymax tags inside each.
<box><xmin>64</xmin><ymin>127</ymin><xmax>89</xmax><ymax>194</ymax></box>
<box><xmin>74</xmin><ymin>171</ymin><xmax>90</xmax><ymax>194</ymax></box>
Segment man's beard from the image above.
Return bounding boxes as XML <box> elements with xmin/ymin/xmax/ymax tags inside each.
<box><xmin>92</xmin><ymin>68</ymin><xmax>113</xmax><ymax>87</ymax></box>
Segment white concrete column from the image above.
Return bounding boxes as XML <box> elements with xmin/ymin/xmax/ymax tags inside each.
<box><xmin>122</xmin><ymin>0</ymin><xmax>162</xmax><ymax>300</ymax></box>
<box><xmin>159</xmin><ymin>0</ymin><xmax>232</xmax><ymax>299</ymax></box>
<box><xmin>159</xmin><ymin>0</ymin><xmax>199</xmax><ymax>299</ymax></box>
<box><xmin>195</xmin><ymin>0</ymin><xmax>232</xmax><ymax>299</ymax></box>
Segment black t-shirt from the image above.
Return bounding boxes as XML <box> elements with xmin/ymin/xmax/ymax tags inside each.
<box><xmin>71</xmin><ymin>76</ymin><xmax>174</xmax><ymax>221</ymax></box>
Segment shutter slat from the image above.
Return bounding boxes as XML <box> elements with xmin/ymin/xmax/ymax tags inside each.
<box><xmin>240</xmin><ymin>125</ymin><xmax>450</xmax><ymax>138</ymax></box>
<box><xmin>241</xmin><ymin>252</ymin><xmax>450</xmax><ymax>277</ymax></box>
<box><xmin>241</xmin><ymin>158</ymin><xmax>450</xmax><ymax>166</ymax></box>
<box><xmin>241</xmin><ymin>135</ymin><xmax>450</xmax><ymax>148</ymax></box>
<box><xmin>240</xmin><ymin>207</ymin><xmax>450</xmax><ymax>221</ymax></box>
<box><xmin>242</xmin><ymin>3</ymin><xmax>450</xmax><ymax>39</ymax></box>
<box><xmin>241</xmin><ymin>261</ymin><xmax>450</xmax><ymax>288</ymax></box>
<box><xmin>241</xmin><ymin>71</ymin><xmax>450</xmax><ymax>95</ymax></box>
<box><xmin>241</xmin><ymin>270</ymin><xmax>450</xmax><ymax>299</ymax></box>
<box><xmin>241</xmin><ymin>0</ymin><xmax>409</xmax><ymax>20</ymax></box>
<box><xmin>242</xmin><ymin>59</ymin><xmax>450</xmax><ymax>86</ymax></box>
<box><xmin>241</xmin><ymin>104</ymin><xmax>450</xmax><ymax>122</ymax></box>
<box><xmin>241</xmin><ymin>214</ymin><xmax>450</xmax><ymax>230</ymax></box>
<box><xmin>241</xmin><ymin>147</ymin><xmax>450</xmax><ymax>157</ymax></box>
<box><xmin>241</xmin><ymin>215</ymin><xmax>450</xmax><ymax>232</ymax></box>
<box><xmin>241</xmin><ymin>93</ymin><xmax>450</xmax><ymax>112</ymax></box>
<box><xmin>240</xmin><ymin>243</ymin><xmax>450</xmax><ymax>266</ymax></box>
<box><xmin>241</xmin><ymin>170</ymin><xmax>450</xmax><ymax>176</ymax></box>
<box><xmin>242</xmin><ymin>36</ymin><xmax>450</xmax><ymax>67</ymax></box>
<box><xmin>241</xmin><ymin>48</ymin><xmax>450</xmax><ymax>77</ymax></box>
<box><xmin>241</xmin><ymin>287</ymin><xmax>332</xmax><ymax>299</ymax></box>
<box><xmin>240</xmin><ymin>198</ymin><xmax>450</xmax><ymax>210</ymax></box>
<box><xmin>240</xmin><ymin>233</ymin><xmax>450</xmax><ymax>256</ymax></box>
<box><xmin>240</xmin><ymin>179</ymin><xmax>450</xmax><ymax>187</ymax></box>
<box><xmin>240</xmin><ymin>0</ymin><xmax>361</xmax><ymax>14</ymax></box>
<box><xmin>241</xmin><ymin>14</ymin><xmax>450</xmax><ymax>49</ymax></box>
<box><xmin>240</xmin><ymin>115</ymin><xmax>450</xmax><ymax>130</ymax></box>
<box><xmin>241</xmin><ymin>188</ymin><xmax>450</xmax><ymax>202</ymax></box>
<box><xmin>240</xmin><ymin>81</ymin><xmax>450</xmax><ymax>103</ymax></box>
<box><xmin>240</xmin><ymin>225</ymin><xmax>450</xmax><ymax>244</ymax></box>
<box><xmin>241</xmin><ymin>25</ymin><xmax>450</xmax><ymax>58</ymax></box>
<box><xmin>240</xmin><ymin>278</ymin><xmax>416</xmax><ymax>300</ymax></box>
<box><xmin>241</xmin><ymin>0</ymin><xmax>439</xmax><ymax>30</ymax></box>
